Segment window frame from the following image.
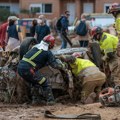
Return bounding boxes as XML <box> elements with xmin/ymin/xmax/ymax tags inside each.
<box><xmin>0</xmin><ymin>5</ymin><xmax>10</xmax><ymax>11</ymax></box>
<box><xmin>104</xmin><ymin>3</ymin><xmax>111</xmax><ymax>13</ymax></box>
<box><xmin>30</xmin><ymin>3</ymin><xmax>52</xmax><ymax>14</ymax></box>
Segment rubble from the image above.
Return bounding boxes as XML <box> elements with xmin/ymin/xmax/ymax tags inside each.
<box><xmin>0</xmin><ymin>46</ymin><xmax>88</xmax><ymax>103</ymax></box>
<box><xmin>0</xmin><ymin>39</ymin><xmax>114</xmax><ymax>104</ymax></box>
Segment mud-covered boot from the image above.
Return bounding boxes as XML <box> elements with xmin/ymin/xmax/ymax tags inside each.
<box><xmin>31</xmin><ymin>95</ymin><xmax>39</xmax><ymax>105</ymax></box>
<box><xmin>84</xmin><ymin>92</ymin><xmax>97</xmax><ymax>104</ymax></box>
<box><xmin>45</xmin><ymin>87</ymin><xmax>55</xmax><ymax>105</ymax></box>
<box><xmin>31</xmin><ymin>86</ymin><xmax>39</xmax><ymax>105</ymax></box>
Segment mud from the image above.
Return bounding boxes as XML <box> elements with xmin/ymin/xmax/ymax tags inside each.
<box><xmin>0</xmin><ymin>103</ymin><xmax>120</xmax><ymax>120</ymax></box>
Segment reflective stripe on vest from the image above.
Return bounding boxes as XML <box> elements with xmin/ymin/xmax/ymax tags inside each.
<box><xmin>22</xmin><ymin>57</ymin><xmax>36</xmax><ymax>67</ymax></box>
<box><xmin>22</xmin><ymin>50</ymin><xmax>42</xmax><ymax>67</ymax></box>
<box><xmin>38</xmin><ymin>77</ymin><xmax>46</xmax><ymax>85</ymax></box>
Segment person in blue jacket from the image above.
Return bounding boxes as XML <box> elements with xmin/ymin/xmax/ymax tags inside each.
<box><xmin>17</xmin><ymin>35</ymin><xmax>65</xmax><ymax>105</ymax></box>
<box><xmin>59</xmin><ymin>11</ymin><xmax>72</xmax><ymax>49</ymax></box>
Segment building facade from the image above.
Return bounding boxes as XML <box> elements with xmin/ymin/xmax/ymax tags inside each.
<box><xmin>0</xmin><ymin>0</ymin><xmax>120</xmax><ymax>23</ymax></box>
<box><xmin>19</xmin><ymin>0</ymin><xmax>120</xmax><ymax>24</ymax></box>
<box><xmin>0</xmin><ymin>0</ymin><xmax>20</xmax><ymax>14</ymax></box>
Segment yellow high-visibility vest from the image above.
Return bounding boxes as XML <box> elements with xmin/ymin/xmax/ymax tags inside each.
<box><xmin>115</xmin><ymin>13</ymin><xmax>120</xmax><ymax>37</ymax></box>
<box><xmin>70</xmin><ymin>58</ymin><xmax>95</xmax><ymax>76</ymax></box>
<box><xmin>99</xmin><ymin>32</ymin><xmax>118</xmax><ymax>54</ymax></box>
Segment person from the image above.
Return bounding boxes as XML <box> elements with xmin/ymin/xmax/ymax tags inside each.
<box><xmin>30</xmin><ymin>19</ymin><xmax>38</xmax><ymax>37</ymax></box>
<box><xmin>35</xmin><ymin>15</ymin><xmax>50</xmax><ymax>43</ymax></box>
<box><xmin>5</xmin><ymin>16</ymin><xmax>23</xmax><ymax>51</ymax></box>
<box><xmin>108</xmin><ymin>3</ymin><xmax>120</xmax><ymax>56</ymax></box>
<box><xmin>38</xmin><ymin>14</ymin><xmax>46</xmax><ymax>24</ymax></box>
<box><xmin>0</xmin><ymin>21</ymin><xmax>8</xmax><ymax>50</ymax></box>
<box><xmin>91</xmin><ymin>26</ymin><xmax>120</xmax><ymax>85</ymax></box>
<box><xmin>52</xmin><ymin>17</ymin><xmax>58</xmax><ymax>35</ymax></box>
<box><xmin>108</xmin><ymin>24</ymin><xmax>116</xmax><ymax>36</ymax></box>
<box><xmin>75</xmin><ymin>13</ymin><xmax>91</xmax><ymax>47</ymax></box>
<box><xmin>60</xmin><ymin>53</ymin><xmax>106</xmax><ymax>104</ymax></box>
<box><xmin>58</xmin><ymin>11</ymin><xmax>72</xmax><ymax>49</ymax></box>
<box><xmin>17</xmin><ymin>35</ymin><xmax>66</xmax><ymax>105</ymax></box>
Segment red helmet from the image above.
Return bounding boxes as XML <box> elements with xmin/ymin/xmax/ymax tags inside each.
<box><xmin>43</xmin><ymin>35</ymin><xmax>55</xmax><ymax>49</ymax></box>
<box><xmin>91</xmin><ymin>26</ymin><xmax>103</xmax><ymax>37</ymax></box>
<box><xmin>108</xmin><ymin>3</ymin><xmax>120</xmax><ymax>14</ymax></box>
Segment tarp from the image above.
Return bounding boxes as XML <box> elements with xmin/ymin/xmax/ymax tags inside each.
<box><xmin>44</xmin><ymin>110</ymin><xmax>101</xmax><ymax>119</ymax></box>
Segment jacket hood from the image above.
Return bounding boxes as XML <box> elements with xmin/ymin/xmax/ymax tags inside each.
<box><xmin>33</xmin><ymin>41</ymin><xmax>49</xmax><ymax>51</ymax></box>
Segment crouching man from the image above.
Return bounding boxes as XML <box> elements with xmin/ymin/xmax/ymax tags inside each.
<box><xmin>61</xmin><ymin>53</ymin><xmax>106</xmax><ymax>104</ymax></box>
<box><xmin>17</xmin><ymin>35</ymin><xmax>65</xmax><ymax>105</ymax></box>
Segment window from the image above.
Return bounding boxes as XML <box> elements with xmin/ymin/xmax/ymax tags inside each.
<box><xmin>83</xmin><ymin>3</ymin><xmax>94</xmax><ymax>13</ymax></box>
<box><xmin>0</xmin><ymin>5</ymin><xmax>10</xmax><ymax>11</ymax></box>
<box><xmin>30</xmin><ymin>3</ymin><xmax>52</xmax><ymax>14</ymax></box>
<box><xmin>44</xmin><ymin>4</ymin><xmax>52</xmax><ymax>13</ymax></box>
<box><xmin>104</xmin><ymin>4</ymin><xmax>111</xmax><ymax>13</ymax></box>
<box><xmin>31</xmin><ymin>7</ymin><xmax>41</xmax><ymax>13</ymax></box>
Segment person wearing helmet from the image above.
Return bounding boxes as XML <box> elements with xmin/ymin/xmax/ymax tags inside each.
<box><xmin>60</xmin><ymin>54</ymin><xmax>106</xmax><ymax>104</ymax></box>
<box><xmin>108</xmin><ymin>3</ymin><xmax>120</xmax><ymax>56</ymax></box>
<box><xmin>108</xmin><ymin>3</ymin><xmax>120</xmax><ymax>37</ymax></box>
<box><xmin>91</xmin><ymin>26</ymin><xmax>118</xmax><ymax>56</ymax></box>
<box><xmin>108</xmin><ymin>3</ymin><xmax>120</xmax><ymax>18</ymax></box>
<box><xmin>91</xmin><ymin>26</ymin><xmax>120</xmax><ymax>85</ymax></box>
<box><xmin>17</xmin><ymin>35</ymin><xmax>66</xmax><ymax>105</ymax></box>
<box><xmin>5</xmin><ymin>16</ymin><xmax>23</xmax><ymax>51</ymax></box>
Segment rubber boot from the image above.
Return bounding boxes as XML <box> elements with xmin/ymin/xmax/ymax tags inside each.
<box><xmin>31</xmin><ymin>86</ymin><xmax>40</xmax><ymax>105</ymax></box>
<box><xmin>45</xmin><ymin>87</ymin><xmax>55</xmax><ymax>105</ymax></box>
<box><xmin>41</xmin><ymin>80</ymin><xmax>55</xmax><ymax>105</ymax></box>
<box><xmin>84</xmin><ymin>92</ymin><xmax>97</xmax><ymax>104</ymax></box>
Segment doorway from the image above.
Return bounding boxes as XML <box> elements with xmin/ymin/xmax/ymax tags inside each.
<box><xmin>67</xmin><ymin>3</ymin><xmax>75</xmax><ymax>25</ymax></box>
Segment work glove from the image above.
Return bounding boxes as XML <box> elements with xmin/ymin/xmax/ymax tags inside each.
<box><xmin>60</xmin><ymin>62</ymin><xmax>67</xmax><ymax>71</ymax></box>
<box><xmin>55</xmin><ymin>59</ymin><xmax>67</xmax><ymax>71</ymax></box>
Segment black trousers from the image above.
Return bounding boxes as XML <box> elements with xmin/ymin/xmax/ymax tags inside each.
<box><xmin>17</xmin><ymin>64</ymin><xmax>48</xmax><ymax>89</ymax></box>
<box><xmin>17</xmin><ymin>64</ymin><xmax>55</xmax><ymax>102</ymax></box>
<box><xmin>79</xmin><ymin>40</ymin><xmax>89</xmax><ymax>47</ymax></box>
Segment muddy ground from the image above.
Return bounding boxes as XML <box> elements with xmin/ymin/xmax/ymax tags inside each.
<box><xmin>0</xmin><ymin>102</ymin><xmax>120</xmax><ymax>120</ymax></box>
<box><xmin>0</xmin><ymin>37</ymin><xmax>120</xmax><ymax>120</ymax></box>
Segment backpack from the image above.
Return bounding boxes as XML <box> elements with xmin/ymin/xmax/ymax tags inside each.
<box><xmin>56</xmin><ymin>16</ymin><xmax>63</xmax><ymax>31</ymax></box>
<box><xmin>75</xmin><ymin>20</ymin><xmax>88</xmax><ymax>36</ymax></box>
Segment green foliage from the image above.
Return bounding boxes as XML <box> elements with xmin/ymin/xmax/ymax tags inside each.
<box><xmin>20</xmin><ymin>9</ymin><xmax>30</xmax><ymax>14</ymax></box>
<box><xmin>30</xmin><ymin>7</ymin><xmax>40</xmax><ymax>14</ymax></box>
<box><xmin>0</xmin><ymin>8</ymin><xmax>16</xmax><ymax>22</ymax></box>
